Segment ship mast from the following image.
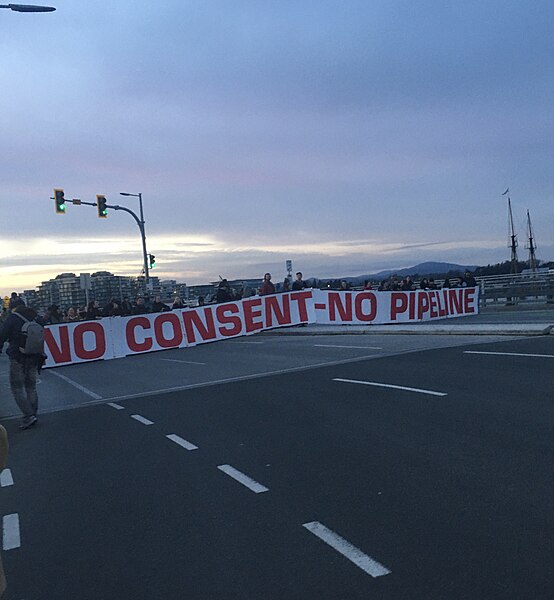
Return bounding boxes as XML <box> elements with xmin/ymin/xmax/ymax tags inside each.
<box><xmin>526</xmin><ymin>209</ymin><xmax>538</xmax><ymax>272</ymax></box>
<box><xmin>507</xmin><ymin>196</ymin><xmax>519</xmax><ymax>274</ymax></box>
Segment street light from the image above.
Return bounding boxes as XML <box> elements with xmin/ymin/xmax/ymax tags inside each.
<box><xmin>0</xmin><ymin>4</ymin><xmax>56</xmax><ymax>11</ymax></box>
<box><xmin>120</xmin><ymin>192</ymin><xmax>149</xmax><ymax>286</ymax></box>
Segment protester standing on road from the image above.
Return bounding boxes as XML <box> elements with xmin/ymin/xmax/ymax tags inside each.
<box><xmin>44</xmin><ymin>304</ymin><xmax>63</xmax><ymax>325</ymax></box>
<box><xmin>464</xmin><ymin>270</ymin><xmax>477</xmax><ymax>287</ymax></box>
<box><xmin>216</xmin><ymin>280</ymin><xmax>233</xmax><ymax>303</ymax></box>
<box><xmin>8</xmin><ymin>293</ymin><xmax>24</xmax><ymax>310</ymax></box>
<box><xmin>85</xmin><ymin>300</ymin><xmax>102</xmax><ymax>320</ymax></box>
<box><xmin>120</xmin><ymin>296</ymin><xmax>133</xmax><ymax>315</ymax></box>
<box><xmin>0</xmin><ymin>305</ymin><xmax>45</xmax><ymax>429</ymax></box>
<box><xmin>172</xmin><ymin>296</ymin><xmax>185</xmax><ymax>310</ymax></box>
<box><xmin>260</xmin><ymin>273</ymin><xmax>275</xmax><ymax>295</ymax></box>
<box><xmin>132</xmin><ymin>297</ymin><xmax>148</xmax><ymax>315</ymax></box>
<box><xmin>292</xmin><ymin>272</ymin><xmax>306</xmax><ymax>291</ymax></box>
<box><xmin>151</xmin><ymin>295</ymin><xmax>169</xmax><ymax>312</ymax></box>
<box><xmin>64</xmin><ymin>307</ymin><xmax>80</xmax><ymax>323</ymax></box>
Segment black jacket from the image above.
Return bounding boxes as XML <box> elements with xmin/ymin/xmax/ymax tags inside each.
<box><xmin>152</xmin><ymin>301</ymin><xmax>169</xmax><ymax>313</ymax></box>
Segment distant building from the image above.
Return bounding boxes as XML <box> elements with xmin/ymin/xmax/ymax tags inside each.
<box><xmin>12</xmin><ymin>271</ymin><xmax>267</xmax><ymax>314</ymax></box>
<box><xmin>91</xmin><ymin>271</ymin><xmax>134</xmax><ymax>306</ymax></box>
<box><xmin>21</xmin><ymin>290</ymin><xmax>40</xmax><ymax>312</ymax></box>
<box><xmin>57</xmin><ymin>273</ymin><xmax>86</xmax><ymax>309</ymax></box>
<box><xmin>135</xmin><ymin>275</ymin><xmax>161</xmax><ymax>298</ymax></box>
<box><xmin>37</xmin><ymin>276</ymin><xmax>62</xmax><ymax>312</ymax></box>
<box><xmin>175</xmin><ymin>283</ymin><xmax>189</xmax><ymax>303</ymax></box>
<box><xmin>160</xmin><ymin>280</ymin><xmax>177</xmax><ymax>301</ymax></box>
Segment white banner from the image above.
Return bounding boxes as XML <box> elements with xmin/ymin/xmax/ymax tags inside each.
<box><xmin>44</xmin><ymin>290</ymin><xmax>315</xmax><ymax>368</ymax></box>
<box><xmin>313</xmin><ymin>287</ymin><xmax>479</xmax><ymax>325</ymax></box>
<box><xmin>43</xmin><ymin>288</ymin><xmax>478</xmax><ymax>368</ymax></box>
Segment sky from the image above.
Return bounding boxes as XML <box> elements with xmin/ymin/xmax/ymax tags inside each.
<box><xmin>1</xmin><ymin>0</ymin><xmax>553</xmax><ymax>296</ymax></box>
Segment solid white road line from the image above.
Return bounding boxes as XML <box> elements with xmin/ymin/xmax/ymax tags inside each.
<box><xmin>107</xmin><ymin>402</ymin><xmax>125</xmax><ymax>410</ymax></box>
<box><xmin>233</xmin><ymin>341</ymin><xmax>265</xmax><ymax>345</ymax></box>
<box><xmin>103</xmin><ymin>353</ymin><xmax>390</xmax><ymax>404</ymax></box>
<box><xmin>333</xmin><ymin>378</ymin><xmax>447</xmax><ymax>397</ymax></box>
<box><xmin>160</xmin><ymin>358</ymin><xmax>207</xmax><ymax>365</ymax></box>
<box><xmin>464</xmin><ymin>350</ymin><xmax>554</xmax><ymax>359</ymax></box>
<box><xmin>0</xmin><ymin>469</ymin><xmax>14</xmax><ymax>487</ymax></box>
<box><xmin>130</xmin><ymin>414</ymin><xmax>154</xmax><ymax>425</ymax></box>
<box><xmin>166</xmin><ymin>434</ymin><xmax>198</xmax><ymax>451</ymax></box>
<box><xmin>314</xmin><ymin>344</ymin><xmax>382</xmax><ymax>350</ymax></box>
<box><xmin>3</xmin><ymin>513</ymin><xmax>21</xmax><ymax>550</ymax></box>
<box><xmin>217</xmin><ymin>464</ymin><xmax>269</xmax><ymax>494</ymax></box>
<box><xmin>303</xmin><ymin>521</ymin><xmax>391</xmax><ymax>578</ymax></box>
<box><xmin>48</xmin><ymin>371</ymin><xmax>102</xmax><ymax>400</ymax></box>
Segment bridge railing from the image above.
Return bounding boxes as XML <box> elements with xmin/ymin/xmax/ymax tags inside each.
<box><xmin>475</xmin><ymin>271</ymin><xmax>554</xmax><ymax>305</ymax></box>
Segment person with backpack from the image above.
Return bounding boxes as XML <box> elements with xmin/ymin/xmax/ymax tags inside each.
<box><xmin>0</xmin><ymin>305</ymin><xmax>45</xmax><ymax>429</ymax></box>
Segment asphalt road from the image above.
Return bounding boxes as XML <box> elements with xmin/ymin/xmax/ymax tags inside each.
<box><xmin>1</xmin><ymin>334</ymin><xmax>553</xmax><ymax>599</ymax></box>
<box><xmin>0</xmin><ymin>333</ymin><xmax>522</xmax><ymax>418</ymax></box>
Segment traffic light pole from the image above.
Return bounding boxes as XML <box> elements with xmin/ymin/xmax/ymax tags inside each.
<box><xmin>58</xmin><ymin>198</ymin><xmax>150</xmax><ymax>285</ymax></box>
<box><xmin>109</xmin><ymin>204</ymin><xmax>150</xmax><ymax>285</ymax></box>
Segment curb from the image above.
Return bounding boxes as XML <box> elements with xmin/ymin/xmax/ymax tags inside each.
<box><xmin>265</xmin><ymin>324</ymin><xmax>553</xmax><ymax>337</ymax></box>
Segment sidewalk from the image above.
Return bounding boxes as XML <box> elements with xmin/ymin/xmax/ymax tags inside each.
<box><xmin>268</xmin><ymin>305</ymin><xmax>554</xmax><ymax>336</ymax></box>
<box><xmin>269</xmin><ymin>323</ymin><xmax>553</xmax><ymax>336</ymax></box>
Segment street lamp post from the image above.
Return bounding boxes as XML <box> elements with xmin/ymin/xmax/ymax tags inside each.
<box><xmin>0</xmin><ymin>4</ymin><xmax>56</xmax><ymax>11</ymax></box>
<box><xmin>120</xmin><ymin>192</ymin><xmax>149</xmax><ymax>286</ymax></box>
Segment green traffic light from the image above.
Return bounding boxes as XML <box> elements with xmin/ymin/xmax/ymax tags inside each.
<box><xmin>96</xmin><ymin>194</ymin><xmax>108</xmax><ymax>218</ymax></box>
<box><xmin>54</xmin><ymin>188</ymin><xmax>66</xmax><ymax>214</ymax></box>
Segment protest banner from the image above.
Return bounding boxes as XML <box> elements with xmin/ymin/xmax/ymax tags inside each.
<box><xmin>43</xmin><ymin>288</ymin><xmax>478</xmax><ymax>368</ymax></box>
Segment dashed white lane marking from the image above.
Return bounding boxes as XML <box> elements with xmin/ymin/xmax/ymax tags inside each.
<box><xmin>166</xmin><ymin>434</ymin><xmax>198</xmax><ymax>451</ymax></box>
<box><xmin>130</xmin><ymin>414</ymin><xmax>154</xmax><ymax>425</ymax></box>
<box><xmin>217</xmin><ymin>464</ymin><xmax>269</xmax><ymax>494</ymax></box>
<box><xmin>303</xmin><ymin>521</ymin><xmax>391</xmax><ymax>578</ymax></box>
<box><xmin>464</xmin><ymin>350</ymin><xmax>554</xmax><ymax>359</ymax></box>
<box><xmin>107</xmin><ymin>402</ymin><xmax>125</xmax><ymax>410</ymax></box>
<box><xmin>3</xmin><ymin>513</ymin><xmax>21</xmax><ymax>550</ymax></box>
<box><xmin>48</xmin><ymin>371</ymin><xmax>102</xmax><ymax>400</ymax></box>
<box><xmin>314</xmin><ymin>344</ymin><xmax>382</xmax><ymax>350</ymax></box>
<box><xmin>233</xmin><ymin>341</ymin><xmax>264</xmax><ymax>345</ymax></box>
<box><xmin>0</xmin><ymin>469</ymin><xmax>14</xmax><ymax>487</ymax></box>
<box><xmin>160</xmin><ymin>358</ymin><xmax>207</xmax><ymax>366</ymax></box>
<box><xmin>333</xmin><ymin>378</ymin><xmax>447</xmax><ymax>397</ymax></box>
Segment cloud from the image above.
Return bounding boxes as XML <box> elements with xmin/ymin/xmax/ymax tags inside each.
<box><xmin>1</xmin><ymin>0</ymin><xmax>553</xmax><ymax>298</ymax></box>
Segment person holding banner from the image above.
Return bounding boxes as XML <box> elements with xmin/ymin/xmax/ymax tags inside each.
<box><xmin>292</xmin><ymin>272</ymin><xmax>306</xmax><ymax>291</ymax></box>
<box><xmin>260</xmin><ymin>273</ymin><xmax>275</xmax><ymax>295</ymax></box>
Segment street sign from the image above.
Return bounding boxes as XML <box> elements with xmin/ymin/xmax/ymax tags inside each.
<box><xmin>80</xmin><ymin>273</ymin><xmax>91</xmax><ymax>290</ymax></box>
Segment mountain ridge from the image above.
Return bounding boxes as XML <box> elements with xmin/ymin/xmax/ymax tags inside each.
<box><xmin>346</xmin><ymin>261</ymin><xmax>477</xmax><ymax>283</ymax></box>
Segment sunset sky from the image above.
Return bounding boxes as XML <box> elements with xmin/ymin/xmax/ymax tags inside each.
<box><xmin>1</xmin><ymin>0</ymin><xmax>553</xmax><ymax>297</ymax></box>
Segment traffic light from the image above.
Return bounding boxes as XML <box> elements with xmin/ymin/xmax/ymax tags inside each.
<box><xmin>54</xmin><ymin>188</ymin><xmax>66</xmax><ymax>214</ymax></box>
<box><xmin>149</xmin><ymin>254</ymin><xmax>156</xmax><ymax>269</ymax></box>
<box><xmin>96</xmin><ymin>195</ymin><xmax>108</xmax><ymax>218</ymax></box>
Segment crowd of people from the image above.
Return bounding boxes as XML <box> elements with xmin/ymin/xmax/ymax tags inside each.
<box><xmin>1</xmin><ymin>270</ymin><xmax>478</xmax><ymax>325</ymax></box>
<box><xmin>372</xmin><ymin>270</ymin><xmax>477</xmax><ymax>292</ymax></box>
<box><xmin>0</xmin><ymin>293</ymin><xmax>194</xmax><ymax>325</ymax></box>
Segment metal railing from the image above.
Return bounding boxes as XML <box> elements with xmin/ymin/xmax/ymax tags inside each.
<box><xmin>476</xmin><ymin>271</ymin><xmax>554</xmax><ymax>305</ymax></box>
